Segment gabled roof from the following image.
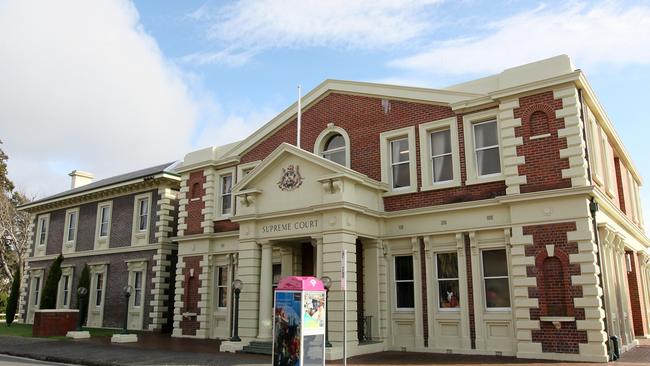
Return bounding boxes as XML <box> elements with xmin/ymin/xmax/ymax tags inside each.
<box><xmin>233</xmin><ymin>142</ymin><xmax>388</xmax><ymax>193</ymax></box>
<box><xmin>20</xmin><ymin>162</ymin><xmax>180</xmax><ymax>210</ymax></box>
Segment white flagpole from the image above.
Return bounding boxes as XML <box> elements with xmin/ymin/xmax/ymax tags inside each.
<box><xmin>297</xmin><ymin>84</ymin><xmax>302</xmax><ymax>149</ymax></box>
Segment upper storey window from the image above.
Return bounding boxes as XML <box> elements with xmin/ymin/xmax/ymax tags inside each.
<box><xmin>99</xmin><ymin>205</ymin><xmax>110</xmax><ymax>237</ymax></box>
<box><xmin>473</xmin><ymin>120</ymin><xmax>501</xmax><ymax>177</ymax></box>
<box><xmin>380</xmin><ymin>126</ymin><xmax>417</xmax><ymax>195</ymax></box>
<box><xmin>321</xmin><ymin>134</ymin><xmax>347</xmax><ymax>166</ymax></box>
<box><xmin>137</xmin><ymin>197</ymin><xmax>149</xmax><ymax>231</ymax></box>
<box><xmin>37</xmin><ymin>215</ymin><xmax>49</xmax><ymax>246</ymax></box>
<box><xmin>463</xmin><ymin>109</ymin><xmax>503</xmax><ymax>185</ymax></box>
<box><xmin>314</xmin><ymin>124</ymin><xmax>351</xmax><ymax>168</ymax></box>
<box><xmin>220</xmin><ymin>173</ymin><xmax>233</xmax><ymax>216</ymax></box>
<box><xmin>419</xmin><ymin>117</ymin><xmax>461</xmax><ymax>191</ymax></box>
<box><xmin>390</xmin><ymin>138</ymin><xmax>411</xmax><ymax>189</ymax></box>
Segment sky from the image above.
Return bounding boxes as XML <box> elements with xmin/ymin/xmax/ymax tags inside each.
<box><xmin>1</xmin><ymin>0</ymin><xmax>650</xmax><ymax>226</ymax></box>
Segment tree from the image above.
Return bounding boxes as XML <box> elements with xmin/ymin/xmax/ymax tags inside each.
<box><xmin>76</xmin><ymin>264</ymin><xmax>90</xmax><ymax>325</ymax></box>
<box><xmin>5</xmin><ymin>266</ymin><xmax>20</xmax><ymax>326</ymax></box>
<box><xmin>0</xmin><ymin>140</ymin><xmax>15</xmax><ymax>193</ymax></box>
<box><xmin>40</xmin><ymin>254</ymin><xmax>64</xmax><ymax>309</ymax></box>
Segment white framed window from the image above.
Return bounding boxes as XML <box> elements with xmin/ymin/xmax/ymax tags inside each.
<box><xmin>94</xmin><ymin>201</ymin><xmax>112</xmax><ymax>249</ymax></box>
<box><xmin>436</xmin><ymin>252</ymin><xmax>460</xmax><ymax>310</ymax></box>
<box><xmin>380</xmin><ymin>126</ymin><xmax>417</xmax><ymax>195</ymax></box>
<box><xmin>419</xmin><ymin>117</ymin><xmax>461</xmax><ymax>190</ymax></box>
<box><xmin>220</xmin><ymin>173</ymin><xmax>233</xmax><ymax>216</ymax></box>
<box><xmin>463</xmin><ymin>109</ymin><xmax>503</xmax><ymax>185</ymax></box>
<box><xmin>65</xmin><ymin>210</ymin><xmax>78</xmax><ymax>243</ymax></box>
<box><xmin>32</xmin><ymin>276</ymin><xmax>42</xmax><ymax>306</ymax></box>
<box><xmin>137</xmin><ymin>198</ymin><xmax>149</xmax><ymax>231</ymax></box>
<box><xmin>94</xmin><ymin>273</ymin><xmax>104</xmax><ymax>307</ymax></box>
<box><xmin>314</xmin><ymin>124</ymin><xmax>351</xmax><ymax>168</ymax></box>
<box><xmin>214</xmin><ymin>265</ymin><xmax>228</xmax><ymax>309</ymax></box>
<box><xmin>394</xmin><ymin>255</ymin><xmax>415</xmax><ymax>310</ymax></box>
<box><xmin>133</xmin><ymin>271</ymin><xmax>143</xmax><ymax>307</ymax></box>
<box><xmin>481</xmin><ymin>249</ymin><xmax>511</xmax><ymax>310</ymax></box>
<box><xmin>36</xmin><ymin>215</ymin><xmax>50</xmax><ymax>247</ymax></box>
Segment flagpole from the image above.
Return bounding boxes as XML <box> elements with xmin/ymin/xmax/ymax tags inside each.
<box><xmin>297</xmin><ymin>84</ymin><xmax>302</xmax><ymax>149</ymax></box>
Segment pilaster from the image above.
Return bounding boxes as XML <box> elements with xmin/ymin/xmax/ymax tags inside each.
<box><xmin>177</xmin><ymin>173</ymin><xmax>189</xmax><ymax>237</ymax></box>
<box><xmin>554</xmin><ymin>87</ymin><xmax>589</xmax><ymax>187</ymax></box>
<box><xmin>499</xmin><ymin>98</ymin><xmax>526</xmax><ymax>194</ymax></box>
<box><xmin>201</xmin><ymin>168</ymin><xmax>215</xmax><ymax>234</ymax></box>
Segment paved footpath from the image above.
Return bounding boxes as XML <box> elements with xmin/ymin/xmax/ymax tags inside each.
<box><xmin>0</xmin><ymin>335</ymin><xmax>648</xmax><ymax>366</ymax></box>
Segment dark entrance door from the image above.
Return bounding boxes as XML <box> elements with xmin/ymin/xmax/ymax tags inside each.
<box><xmin>301</xmin><ymin>243</ymin><xmax>314</xmax><ymax>276</ymax></box>
<box><xmin>356</xmin><ymin>239</ymin><xmax>365</xmax><ymax>342</ymax></box>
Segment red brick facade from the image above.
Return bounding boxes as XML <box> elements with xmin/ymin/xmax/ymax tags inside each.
<box><xmin>627</xmin><ymin>251</ymin><xmax>648</xmax><ymax>337</ymax></box>
<box><xmin>514</xmin><ymin>92</ymin><xmax>571</xmax><ymax>194</ymax></box>
<box><xmin>180</xmin><ymin>256</ymin><xmax>201</xmax><ymax>335</ymax></box>
<box><xmin>524</xmin><ymin>222</ymin><xmax>588</xmax><ymax>354</ymax></box>
<box><xmin>185</xmin><ymin>171</ymin><xmax>205</xmax><ymax>235</ymax></box>
<box><xmin>33</xmin><ymin>310</ymin><xmax>78</xmax><ymax>337</ymax></box>
<box><xmin>214</xmin><ymin>219</ymin><xmax>239</xmax><ymax>233</ymax></box>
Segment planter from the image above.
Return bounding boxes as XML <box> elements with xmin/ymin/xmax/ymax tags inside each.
<box><xmin>33</xmin><ymin>309</ymin><xmax>79</xmax><ymax>337</ymax></box>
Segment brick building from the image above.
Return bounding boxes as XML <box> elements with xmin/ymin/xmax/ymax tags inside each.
<box><xmin>170</xmin><ymin>55</ymin><xmax>650</xmax><ymax>362</ymax></box>
<box><xmin>18</xmin><ymin>163</ymin><xmax>180</xmax><ymax>332</ymax></box>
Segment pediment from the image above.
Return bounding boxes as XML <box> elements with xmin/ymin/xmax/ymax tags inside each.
<box><xmin>233</xmin><ymin>143</ymin><xmax>386</xmax><ymax>216</ymax></box>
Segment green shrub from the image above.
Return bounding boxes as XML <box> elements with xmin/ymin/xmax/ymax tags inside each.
<box><xmin>6</xmin><ymin>266</ymin><xmax>21</xmax><ymax>326</ymax></box>
<box><xmin>76</xmin><ymin>264</ymin><xmax>90</xmax><ymax>325</ymax></box>
<box><xmin>40</xmin><ymin>254</ymin><xmax>63</xmax><ymax>309</ymax></box>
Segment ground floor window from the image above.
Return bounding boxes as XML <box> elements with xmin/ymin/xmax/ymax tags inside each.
<box><xmin>214</xmin><ymin>266</ymin><xmax>228</xmax><ymax>309</ymax></box>
<box><xmin>32</xmin><ymin>277</ymin><xmax>41</xmax><ymax>306</ymax></box>
<box><xmin>436</xmin><ymin>252</ymin><xmax>460</xmax><ymax>309</ymax></box>
<box><xmin>133</xmin><ymin>271</ymin><xmax>143</xmax><ymax>307</ymax></box>
<box><xmin>95</xmin><ymin>273</ymin><xmax>104</xmax><ymax>307</ymax></box>
<box><xmin>482</xmin><ymin>249</ymin><xmax>511</xmax><ymax>309</ymax></box>
<box><xmin>394</xmin><ymin>255</ymin><xmax>415</xmax><ymax>309</ymax></box>
<box><xmin>61</xmin><ymin>275</ymin><xmax>70</xmax><ymax>307</ymax></box>
<box><xmin>272</xmin><ymin>263</ymin><xmax>281</xmax><ymax>292</ymax></box>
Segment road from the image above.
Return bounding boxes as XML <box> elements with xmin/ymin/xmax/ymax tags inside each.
<box><xmin>0</xmin><ymin>354</ymin><xmax>77</xmax><ymax>365</ymax></box>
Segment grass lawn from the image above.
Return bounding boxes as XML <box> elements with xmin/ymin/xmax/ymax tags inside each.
<box><xmin>0</xmin><ymin>323</ymin><xmax>141</xmax><ymax>338</ymax></box>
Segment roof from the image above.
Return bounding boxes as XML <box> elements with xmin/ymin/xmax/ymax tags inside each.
<box><xmin>21</xmin><ymin>162</ymin><xmax>179</xmax><ymax>208</ymax></box>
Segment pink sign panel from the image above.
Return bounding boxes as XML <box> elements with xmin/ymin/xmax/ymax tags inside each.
<box><xmin>277</xmin><ymin>276</ymin><xmax>324</xmax><ymax>291</ymax></box>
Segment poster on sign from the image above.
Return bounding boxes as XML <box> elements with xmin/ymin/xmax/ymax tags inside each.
<box><xmin>273</xmin><ymin>291</ymin><xmax>302</xmax><ymax>366</ymax></box>
<box><xmin>302</xmin><ymin>292</ymin><xmax>325</xmax><ymax>333</ymax></box>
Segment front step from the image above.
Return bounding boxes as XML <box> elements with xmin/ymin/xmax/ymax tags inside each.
<box><xmin>240</xmin><ymin>341</ymin><xmax>273</xmax><ymax>355</ymax></box>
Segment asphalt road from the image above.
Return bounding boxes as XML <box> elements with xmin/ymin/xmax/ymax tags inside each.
<box><xmin>0</xmin><ymin>354</ymin><xmax>77</xmax><ymax>365</ymax></box>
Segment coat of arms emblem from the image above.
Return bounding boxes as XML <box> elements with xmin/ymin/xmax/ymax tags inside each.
<box><xmin>278</xmin><ymin>164</ymin><xmax>303</xmax><ymax>191</ymax></box>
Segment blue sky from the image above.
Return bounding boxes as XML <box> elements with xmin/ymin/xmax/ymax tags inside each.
<box><xmin>2</xmin><ymin>0</ymin><xmax>650</xmax><ymax>225</ymax></box>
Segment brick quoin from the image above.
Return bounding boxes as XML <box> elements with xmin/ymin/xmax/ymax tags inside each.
<box><xmin>180</xmin><ymin>256</ymin><xmax>201</xmax><ymax>336</ymax></box>
<box><xmin>185</xmin><ymin>171</ymin><xmax>205</xmax><ymax>235</ymax></box>
<box><xmin>627</xmin><ymin>251</ymin><xmax>648</xmax><ymax>337</ymax></box>
<box><xmin>514</xmin><ymin>92</ymin><xmax>571</xmax><ymax>194</ymax></box>
<box><xmin>240</xmin><ymin>92</ymin><xmax>506</xmax><ymax>212</ymax></box>
<box><xmin>524</xmin><ymin>222</ymin><xmax>587</xmax><ymax>354</ymax></box>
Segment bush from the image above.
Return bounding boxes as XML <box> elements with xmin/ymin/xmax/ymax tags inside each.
<box><xmin>40</xmin><ymin>254</ymin><xmax>64</xmax><ymax>309</ymax></box>
<box><xmin>76</xmin><ymin>264</ymin><xmax>90</xmax><ymax>325</ymax></box>
<box><xmin>6</xmin><ymin>266</ymin><xmax>21</xmax><ymax>326</ymax></box>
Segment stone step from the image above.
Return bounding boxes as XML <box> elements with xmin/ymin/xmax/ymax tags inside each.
<box><xmin>240</xmin><ymin>341</ymin><xmax>273</xmax><ymax>355</ymax></box>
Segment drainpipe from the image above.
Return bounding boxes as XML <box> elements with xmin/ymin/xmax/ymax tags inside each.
<box><xmin>580</xmin><ymin>87</ymin><xmax>611</xmax><ymax>356</ymax></box>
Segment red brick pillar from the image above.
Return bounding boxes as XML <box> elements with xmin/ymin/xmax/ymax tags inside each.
<box><xmin>627</xmin><ymin>251</ymin><xmax>648</xmax><ymax>337</ymax></box>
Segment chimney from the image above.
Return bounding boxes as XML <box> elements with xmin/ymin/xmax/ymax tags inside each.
<box><xmin>69</xmin><ymin>170</ymin><xmax>94</xmax><ymax>189</ymax></box>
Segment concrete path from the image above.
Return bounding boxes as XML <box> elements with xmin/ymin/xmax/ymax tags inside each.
<box><xmin>0</xmin><ymin>354</ymin><xmax>77</xmax><ymax>365</ymax></box>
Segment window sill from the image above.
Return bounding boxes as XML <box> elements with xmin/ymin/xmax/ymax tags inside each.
<box><xmin>383</xmin><ymin>187</ymin><xmax>417</xmax><ymax>197</ymax></box>
<box><xmin>530</xmin><ymin>133</ymin><xmax>551</xmax><ymax>140</ymax></box>
<box><xmin>539</xmin><ymin>316</ymin><xmax>575</xmax><ymax>322</ymax></box>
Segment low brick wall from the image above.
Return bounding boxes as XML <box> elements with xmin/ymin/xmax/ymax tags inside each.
<box><xmin>33</xmin><ymin>310</ymin><xmax>78</xmax><ymax>337</ymax></box>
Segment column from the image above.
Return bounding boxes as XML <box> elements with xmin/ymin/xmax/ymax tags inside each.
<box><xmin>236</xmin><ymin>241</ymin><xmax>261</xmax><ymax>339</ymax></box>
<box><xmin>313</xmin><ymin>236</ymin><xmax>324</xmax><ymax>278</ymax></box>
<box><xmin>280</xmin><ymin>247</ymin><xmax>293</xmax><ymax>278</ymax></box>
<box><xmin>257</xmin><ymin>241</ymin><xmax>273</xmax><ymax>340</ymax></box>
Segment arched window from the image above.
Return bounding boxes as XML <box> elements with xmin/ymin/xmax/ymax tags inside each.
<box><xmin>321</xmin><ymin>133</ymin><xmax>347</xmax><ymax>166</ymax></box>
<box><xmin>190</xmin><ymin>182</ymin><xmax>201</xmax><ymax>199</ymax></box>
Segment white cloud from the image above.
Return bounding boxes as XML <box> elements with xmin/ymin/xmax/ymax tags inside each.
<box><xmin>184</xmin><ymin>0</ymin><xmax>443</xmax><ymax>65</ymax></box>
<box><xmin>389</xmin><ymin>2</ymin><xmax>650</xmax><ymax>75</ymax></box>
<box><xmin>0</xmin><ymin>0</ymin><xmax>199</xmax><ymax>198</ymax></box>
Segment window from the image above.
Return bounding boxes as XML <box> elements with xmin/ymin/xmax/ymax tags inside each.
<box><xmin>66</xmin><ymin>211</ymin><xmax>77</xmax><ymax>242</ymax></box>
<box><xmin>272</xmin><ymin>263</ymin><xmax>282</xmax><ymax>292</ymax></box>
<box><xmin>430</xmin><ymin>129</ymin><xmax>453</xmax><ymax>183</ymax></box>
<box><xmin>61</xmin><ymin>275</ymin><xmax>70</xmax><ymax>307</ymax></box>
<box><xmin>390</xmin><ymin>138</ymin><xmax>411</xmax><ymax>189</ymax></box>
<box><xmin>37</xmin><ymin>217</ymin><xmax>48</xmax><ymax>246</ymax></box>
<box><xmin>133</xmin><ymin>271</ymin><xmax>142</xmax><ymax>307</ymax></box>
<box><xmin>215</xmin><ymin>266</ymin><xmax>228</xmax><ymax>309</ymax></box>
<box><xmin>95</xmin><ymin>273</ymin><xmax>104</xmax><ymax>307</ymax></box>
<box><xmin>482</xmin><ymin>249</ymin><xmax>510</xmax><ymax>309</ymax></box>
<box><xmin>394</xmin><ymin>256</ymin><xmax>415</xmax><ymax>309</ymax></box>
<box><xmin>191</xmin><ymin>182</ymin><xmax>201</xmax><ymax>199</ymax></box>
<box><xmin>137</xmin><ymin>198</ymin><xmax>149</xmax><ymax>231</ymax></box>
<box><xmin>437</xmin><ymin>253</ymin><xmax>460</xmax><ymax>309</ymax></box>
<box><xmin>220</xmin><ymin>174</ymin><xmax>233</xmax><ymax>216</ymax></box>
<box><xmin>473</xmin><ymin>120</ymin><xmax>501</xmax><ymax>176</ymax></box>
<box><xmin>321</xmin><ymin>134</ymin><xmax>347</xmax><ymax>166</ymax></box>
<box><xmin>99</xmin><ymin>205</ymin><xmax>110</xmax><ymax>237</ymax></box>
<box><xmin>33</xmin><ymin>277</ymin><xmax>41</xmax><ymax>306</ymax></box>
